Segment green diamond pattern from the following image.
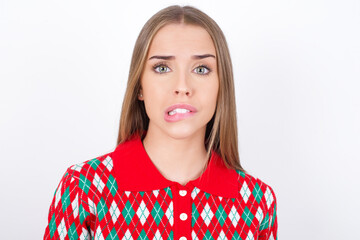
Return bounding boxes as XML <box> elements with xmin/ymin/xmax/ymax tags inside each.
<box><xmin>138</xmin><ymin>229</ymin><xmax>149</xmax><ymax>240</ymax></box>
<box><xmin>49</xmin><ymin>213</ymin><xmax>56</xmax><ymax>238</ymax></box>
<box><xmin>61</xmin><ymin>187</ymin><xmax>71</xmax><ymax>213</ymax></box>
<box><xmin>89</xmin><ymin>158</ymin><xmax>101</xmax><ymax>171</ymax></box>
<box><xmin>68</xmin><ymin>222</ymin><xmax>78</xmax><ymax>239</ymax></box>
<box><xmin>106</xmin><ymin>174</ymin><xmax>118</xmax><ymax>197</ymax></box>
<box><xmin>260</xmin><ymin>212</ymin><xmax>269</xmax><ymax>230</ymax></box>
<box><xmin>79</xmin><ymin>204</ymin><xmax>89</xmax><ymax>224</ymax></box>
<box><xmin>204</xmin><ymin>230</ymin><xmax>214</xmax><ymax>240</ymax></box>
<box><xmin>236</xmin><ymin>169</ymin><xmax>246</xmax><ymax>178</ymax></box>
<box><xmin>151</xmin><ymin>201</ymin><xmax>164</xmax><ymax>226</ymax></box>
<box><xmin>241</xmin><ymin>207</ymin><xmax>254</xmax><ymax>227</ymax></box>
<box><xmin>192</xmin><ymin>202</ymin><xmax>200</xmax><ymax>227</ymax></box>
<box><xmin>79</xmin><ymin>174</ymin><xmax>91</xmax><ymax>194</ymax></box>
<box><xmin>252</xmin><ymin>183</ymin><xmax>263</xmax><ymax>203</ymax></box>
<box><xmin>231</xmin><ymin>231</ymin><xmax>242</xmax><ymax>240</ymax></box>
<box><xmin>122</xmin><ymin>200</ymin><xmax>135</xmax><ymax>225</ymax></box>
<box><xmin>215</xmin><ymin>204</ymin><xmax>227</xmax><ymax>227</ymax></box>
<box><xmin>164</xmin><ymin>187</ymin><xmax>173</xmax><ymax>199</ymax></box>
<box><xmin>97</xmin><ymin>198</ymin><xmax>109</xmax><ymax>221</ymax></box>
<box><xmin>271</xmin><ymin>203</ymin><xmax>277</xmax><ymax>227</ymax></box>
<box><xmin>167</xmin><ymin>231</ymin><xmax>173</xmax><ymax>240</ymax></box>
<box><xmin>204</xmin><ymin>192</ymin><xmax>211</xmax><ymax>200</ymax></box>
<box><xmin>106</xmin><ymin>229</ymin><xmax>119</xmax><ymax>240</ymax></box>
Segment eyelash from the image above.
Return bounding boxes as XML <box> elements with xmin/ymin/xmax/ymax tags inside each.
<box><xmin>152</xmin><ymin>62</ymin><xmax>212</xmax><ymax>75</ymax></box>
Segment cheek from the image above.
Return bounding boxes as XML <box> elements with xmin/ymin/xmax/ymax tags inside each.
<box><xmin>142</xmin><ymin>74</ymin><xmax>173</xmax><ymax>103</ymax></box>
<box><xmin>142</xmin><ymin>83</ymin><xmax>166</xmax><ymax>117</ymax></box>
<box><xmin>208</xmin><ymin>81</ymin><xmax>219</xmax><ymax>113</ymax></box>
<box><xmin>143</xmin><ymin>98</ymin><xmax>158</xmax><ymax>121</ymax></box>
<box><xmin>203</xmin><ymin>79</ymin><xmax>219</xmax><ymax>102</ymax></box>
<box><xmin>197</xmin><ymin>82</ymin><xmax>218</xmax><ymax>117</ymax></box>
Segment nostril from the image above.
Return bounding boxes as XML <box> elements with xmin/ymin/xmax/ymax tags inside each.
<box><xmin>174</xmin><ymin>89</ymin><xmax>189</xmax><ymax>95</ymax></box>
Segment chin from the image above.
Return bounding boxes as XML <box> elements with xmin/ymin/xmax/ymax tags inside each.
<box><xmin>164</xmin><ymin>124</ymin><xmax>205</xmax><ymax>140</ymax></box>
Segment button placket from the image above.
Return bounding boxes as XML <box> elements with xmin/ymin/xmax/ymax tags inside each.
<box><xmin>171</xmin><ymin>183</ymin><xmax>193</xmax><ymax>240</ymax></box>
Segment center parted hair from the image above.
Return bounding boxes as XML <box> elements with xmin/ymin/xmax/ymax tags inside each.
<box><xmin>116</xmin><ymin>5</ymin><xmax>245</xmax><ymax>173</ymax></box>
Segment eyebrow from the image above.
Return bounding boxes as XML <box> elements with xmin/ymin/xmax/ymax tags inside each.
<box><xmin>148</xmin><ymin>54</ymin><xmax>216</xmax><ymax>60</ymax></box>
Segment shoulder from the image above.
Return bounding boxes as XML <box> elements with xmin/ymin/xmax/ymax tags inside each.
<box><xmin>66</xmin><ymin>152</ymin><xmax>114</xmax><ymax>176</ymax></box>
<box><xmin>234</xmin><ymin>169</ymin><xmax>277</xmax><ymax>210</ymax></box>
<box><xmin>59</xmin><ymin>152</ymin><xmax>116</xmax><ymax>195</ymax></box>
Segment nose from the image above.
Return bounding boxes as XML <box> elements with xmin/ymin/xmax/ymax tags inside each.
<box><xmin>175</xmin><ymin>88</ymin><xmax>190</xmax><ymax>96</ymax></box>
<box><xmin>174</xmin><ymin>72</ymin><xmax>192</xmax><ymax>97</ymax></box>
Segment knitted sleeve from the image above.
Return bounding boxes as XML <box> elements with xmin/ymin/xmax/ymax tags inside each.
<box><xmin>259</xmin><ymin>185</ymin><xmax>278</xmax><ymax>239</ymax></box>
<box><xmin>43</xmin><ymin>167</ymin><xmax>92</xmax><ymax>240</ymax></box>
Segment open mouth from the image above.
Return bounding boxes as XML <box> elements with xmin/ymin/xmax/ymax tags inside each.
<box><xmin>168</xmin><ymin>108</ymin><xmax>191</xmax><ymax>116</ymax></box>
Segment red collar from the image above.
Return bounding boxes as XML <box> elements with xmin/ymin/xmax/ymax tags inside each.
<box><xmin>111</xmin><ymin>133</ymin><xmax>239</xmax><ymax>198</ymax></box>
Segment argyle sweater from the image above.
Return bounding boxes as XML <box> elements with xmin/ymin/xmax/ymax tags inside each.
<box><xmin>44</xmin><ymin>134</ymin><xmax>278</xmax><ymax>240</ymax></box>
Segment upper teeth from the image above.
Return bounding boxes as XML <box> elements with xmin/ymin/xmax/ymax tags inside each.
<box><xmin>168</xmin><ymin>108</ymin><xmax>190</xmax><ymax>116</ymax></box>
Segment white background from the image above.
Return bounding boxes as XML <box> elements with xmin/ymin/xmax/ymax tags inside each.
<box><xmin>1</xmin><ymin>0</ymin><xmax>359</xmax><ymax>239</ymax></box>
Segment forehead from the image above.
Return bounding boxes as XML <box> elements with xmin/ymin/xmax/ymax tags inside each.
<box><xmin>147</xmin><ymin>23</ymin><xmax>216</xmax><ymax>56</ymax></box>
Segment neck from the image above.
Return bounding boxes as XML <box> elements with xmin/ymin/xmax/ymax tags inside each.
<box><xmin>142</xmin><ymin>125</ymin><xmax>209</xmax><ymax>185</ymax></box>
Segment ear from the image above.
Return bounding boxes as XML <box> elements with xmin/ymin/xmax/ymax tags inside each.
<box><xmin>138</xmin><ymin>88</ymin><xmax>144</xmax><ymax>101</ymax></box>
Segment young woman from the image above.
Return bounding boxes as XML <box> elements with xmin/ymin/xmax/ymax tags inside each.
<box><xmin>44</xmin><ymin>5</ymin><xmax>277</xmax><ymax>240</ymax></box>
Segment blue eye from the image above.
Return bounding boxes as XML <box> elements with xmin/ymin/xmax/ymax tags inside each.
<box><xmin>154</xmin><ymin>64</ymin><xmax>171</xmax><ymax>73</ymax></box>
<box><xmin>194</xmin><ymin>65</ymin><xmax>210</xmax><ymax>75</ymax></box>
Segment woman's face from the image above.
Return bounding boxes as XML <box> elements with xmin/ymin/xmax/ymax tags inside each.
<box><xmin>139</xmin><ymin>23</ymin><xmax>219</xmax><ymax>140</ymax></box>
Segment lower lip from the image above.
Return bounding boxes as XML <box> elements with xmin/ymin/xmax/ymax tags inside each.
<box><xmin>164</xmin><ymin>111</ymin><xmax>196</xmax><ymax>122</ymax></box>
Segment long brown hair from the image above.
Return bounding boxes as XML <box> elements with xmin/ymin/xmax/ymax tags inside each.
<box><xmin>116</xmin><ymin>5</ymin><xmax>246</xmax><ymax>173</ymax></box>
